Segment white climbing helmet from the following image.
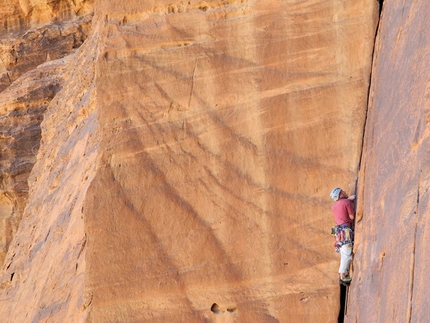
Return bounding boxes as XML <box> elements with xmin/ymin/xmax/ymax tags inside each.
<box><xmin>330</xmin><ymin>187</ymin><xmax>342</xmax><ymax>201</ymax></box>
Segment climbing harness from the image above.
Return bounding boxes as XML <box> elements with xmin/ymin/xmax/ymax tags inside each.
<box><xmin>331</xmin><ymin>224</ymin><xmax>354</xmax><ymax>253</ymax></box>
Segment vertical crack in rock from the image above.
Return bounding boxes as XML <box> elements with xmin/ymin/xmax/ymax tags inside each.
<box><xmin>407</xmin><ymin>223</ymin><xmax>418</xmax><ymax>323</ymax></box>
<box><xmin>338</xmin><ymin>285</ymin><xmax>348</xmax><ymax>323</ymax></box>
<box><xmin>187</xmin><ymin>59</ymin><xmax>197</xmax><ymax>109</ymax></box>
<box><xmin>354</xmin><ymin>0</ymin><xmax>383</xmax><ymax>224</ymax></box>
<box><xmin>378</xmin><ymin>0</ymin><xmax>384</xmax><ymax>15</ymax></box>
<box><xmin>345</xmin><ymin>0</ymin><xmax>383</xmax><ymax>321</ymax></box>
<box><xmin>407</xmin><ymin>181</ymin><xmax>420</xmax><ymax>323</ymax></box>
<box><xmin>357</xmin><ymin>2</ymin><xmax>383</xmax><ymax>174</ymax></box>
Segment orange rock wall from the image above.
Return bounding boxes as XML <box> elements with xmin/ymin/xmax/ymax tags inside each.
<box><xmin>0</xmin><ymin>0</ymin><xmax>379</xmax><ymax>322</ymax></box>
<box><xmin>85</xmin><ymin>0</ymin><xmax>378</xmax><ymax>322</ymax></box>
<box><xmin>347</xmin><ymin>1</ymin><xmax>430</xmax><ymax>322</ymax></box>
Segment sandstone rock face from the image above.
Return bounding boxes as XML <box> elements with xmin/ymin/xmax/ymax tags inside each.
<box><xmin>0</xmin><ymin>0</ymin><xmax>93</xmax><ymax>32</ymax></box>
<box><xmin>0</xmin><ymin>0</ymin><xmax>378</xmax><ymax>322</ymax></box>
<box><xmin>347</xmin><ymin>1</ymin><xmax>430</xmax><ymax>322</ymax></box>
<box><xmin>0</xmin><ymin>26</ymin><xmax>99</xmax><ymax>322</ymax></box>
<box><xmin>0</xmin><ymin>0</ymin><xmax>94</xmax><ymax>92</ymax></box>
<box><xmin>0</xmin><ymin>57</ymin><xmax>69</xmax><ymax>264</ymax></box>
<box><xmin>0</xmin><ymin>0</ymin><xmax>94</xmax><ymax>268</ymax></box>
<box><xmin>84</xmin><ymin>1</ymin><xmax>377</xmax><ymax>322</ymax></box>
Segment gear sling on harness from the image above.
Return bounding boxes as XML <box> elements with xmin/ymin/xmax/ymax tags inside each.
<box><xmin>331</xmin><ymin>224</ymin><xmax>354</xmax><ymax>253</ymax></box>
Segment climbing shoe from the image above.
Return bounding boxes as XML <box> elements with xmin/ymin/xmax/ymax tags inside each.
<box><xmin>339</xmin><ymin>276</ymin><xmax>352</xmax><ymax>285</ymax></box>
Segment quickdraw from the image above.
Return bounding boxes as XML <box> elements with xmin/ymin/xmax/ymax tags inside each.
<box><xmin>331</xmin><ymin>225</ymin><xmax>354</xmax><ymax>253</ymax></box>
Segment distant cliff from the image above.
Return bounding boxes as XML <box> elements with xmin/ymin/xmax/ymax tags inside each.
<box><xmin>0</xmin><ymin>1</ymin><xmax>380</xmax><ymax>322</ymax></box>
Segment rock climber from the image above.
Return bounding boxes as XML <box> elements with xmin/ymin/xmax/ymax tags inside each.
<box><xmin>330</xmin><ymin>187</ymin><xmax>355</xmax><ymax>285</ymax></box>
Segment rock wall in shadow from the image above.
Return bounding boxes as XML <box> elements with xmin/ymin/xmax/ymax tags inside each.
<box><xmin>0</xmin><ymin>0</ymin><xmax>94</xmax><ymax>266</ymax></box>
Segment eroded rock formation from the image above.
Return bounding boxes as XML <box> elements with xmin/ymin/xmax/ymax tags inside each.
<box><xmin>0</xmin><ymin>23</ymin><xmax>99</xmax><ymax>322</ymax></box>
<box><xmin>0</xmin><ymin>0</ymin><xmax>94</xmax><ymax>92</ymax></box>
<box><xmin>0</xmin><ymin>57</ymin><xmax>69</xmax><ymax>264</ymax></box>
<box><xmin>0</xmin><ymin>0</ymin><xmax>380</xmax><ymax>322</ymax></box>
<box><xmin>0</xmin><ymin>0</ymin><xmax>94</xmax><ymax>270</ymax></box>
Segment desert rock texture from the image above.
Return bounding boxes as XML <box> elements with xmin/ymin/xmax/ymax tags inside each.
<box><xmin>0</xmin><ymin>57</ymin><xmax>70</xmax><ymax>265</ymax></box>
<box><xmin>0</xmin><ymin>0</ymin><xmax>94</xmax><ymax>268</ymax></box>
<box><xmin>0</xmin><ymin>0</ymin><xmax>93</xmax><ymax>92</ymax></box>
<box><xmin>346</xmin><ymin>1</ymin><xmax>430</xmax><ymax>322</ymax></box>
<box><xmin>0</xmin><ymin>0</ymin><xmax>380</xmax><ymax>322</ymax></box>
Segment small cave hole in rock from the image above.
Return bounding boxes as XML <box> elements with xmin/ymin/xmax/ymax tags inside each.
<box><xmin>210</xmin><ymin>303</ymin><xmax>223</xmax><ymax>314</ymax></box>
<box><xmin>226</xmin><ymin>306</ymin><xmax>237</xmax><ymax>313</ymax></box>
<box><xmin>10</xmin><ymin>272</ymin><xmax>14</xmax><ymax>281</ymax></box>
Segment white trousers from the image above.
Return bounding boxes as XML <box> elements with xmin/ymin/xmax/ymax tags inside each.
<box><xmin>339</xmin><ymin>243</ymin><xmax>352</xmax><ymax>274</ymax></box>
